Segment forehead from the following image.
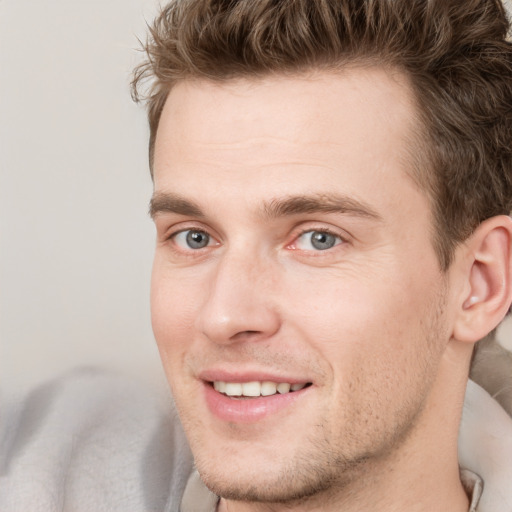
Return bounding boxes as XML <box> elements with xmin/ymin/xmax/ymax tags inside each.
<box><xmin>153</xmin><ymin>68</ymin><xmax>422</xmax><ymax>213</ymax></box>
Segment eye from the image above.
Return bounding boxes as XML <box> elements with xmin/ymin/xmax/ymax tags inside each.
<box><xmin>173</xmin><ymin>229</ymin><xmax>213</xmax><ymax>250</ymax></box>
<box><xmin>294</xmin><ymin>230</ymin><xmax>342</xmax><ymax>251</ymax></box>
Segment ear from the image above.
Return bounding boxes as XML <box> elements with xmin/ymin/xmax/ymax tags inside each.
<box><xmin>453</xmin><ymin>215</ymin><xmax>512</xmax><ymax>344</ymax></box>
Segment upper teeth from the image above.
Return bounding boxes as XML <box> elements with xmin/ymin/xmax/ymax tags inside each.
<box><xmin>213</xmin><ymin>381</ymin><xmax>307</xmax><ymax>397</ymax></box>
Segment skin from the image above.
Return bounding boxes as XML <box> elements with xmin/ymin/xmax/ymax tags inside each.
<box><xmin>150</xmin><ymin>68</ymin><xmax>474</xmax><ymax>511</ymax></box>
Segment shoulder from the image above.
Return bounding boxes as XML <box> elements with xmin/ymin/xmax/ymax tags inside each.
<box><xmin>0</xmin><ymin>367</ymin><xmax>193</xmax><ymax>512</ymax></box>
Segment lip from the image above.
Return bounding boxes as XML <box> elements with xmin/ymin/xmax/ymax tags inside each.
<box><xmin>201</xmin><ymin>373</ymin><xmax>312</xmax><ymax>424</ymax></box>
<box><xmin>199</xmin><ymin>369</ymin><xmax>310</xmax><ymax>385</ymax></box>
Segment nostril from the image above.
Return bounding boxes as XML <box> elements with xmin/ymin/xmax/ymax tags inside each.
<box><xmin>229</xmin><ymin>330</ymin><xmax>265</xmax><ymax>343</ymax></box>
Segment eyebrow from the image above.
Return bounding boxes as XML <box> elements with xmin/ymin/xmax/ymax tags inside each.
<box><xmin>262</xmin><ymin>194</ymin><xmax>382</xmax><ymax>221</ymax></box>
<box><xmin>149</xmin><ymin>192</ymin><xmax>204</xmax><ymax>219</ymax></box>
<box><xmin>149</xmin><ymin>191</ymin><xmax>382</xmax><ymax>221</ymax></box>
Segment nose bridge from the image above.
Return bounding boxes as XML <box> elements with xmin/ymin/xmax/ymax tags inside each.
<box><xmin>196</xmin><ymin>244</ymin><xmax>280</xmax><ymax>344</ymax></box>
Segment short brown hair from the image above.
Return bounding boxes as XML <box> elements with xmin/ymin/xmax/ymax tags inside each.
<box><xmin>132</xmin><ymin>0</ymin><xmax>512</xmax><ymax>270</ymax></box>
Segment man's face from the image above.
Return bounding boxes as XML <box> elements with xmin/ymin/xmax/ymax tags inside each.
<box><xmin>151</xmin><ymin>69</ymin><xmax>453</xmax><ymax>503</ymax></box>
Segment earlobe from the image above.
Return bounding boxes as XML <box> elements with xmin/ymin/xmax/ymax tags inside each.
<box><xmin>453</xmin><ymin>215</ymin><xmax>512</xmax><ymax>344</ymax></box>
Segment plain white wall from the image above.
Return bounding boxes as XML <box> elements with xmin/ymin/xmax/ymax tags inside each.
<box><xmin>1</xmin><ymin>0</ymin><xmax>512</xmax><ymax>400</ymax></box>
<box><xmin>0</xmin><ymin>0</ymin><xmax>164</xmax><ymax>397</ymax></box>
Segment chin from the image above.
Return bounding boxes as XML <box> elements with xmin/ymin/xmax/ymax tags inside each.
<box><xmin>193</xmin><ymin>444</ymin><xmax>366</xmax><ymax>506</ymax></box>
<box><xmin>198</xmin><ymin>467</ymin><xmax>331</xmax><ymax>505</ymax></box>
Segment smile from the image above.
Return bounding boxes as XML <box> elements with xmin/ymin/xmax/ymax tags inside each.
<box><xmin>212</xmin><ymin>381</ymin><xmax>311</xmax><ymax>397</ymax></box>
<box><xmin>204</xmin><ymin>379</ymin><xmax>313</xmax><ymax>423</ymax></box>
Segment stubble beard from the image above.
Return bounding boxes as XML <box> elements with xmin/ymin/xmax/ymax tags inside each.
<box><xmin>188</xmin><ymin>290</ymin><xmax>448</xmax><ymax>508</ymax></box>
<box><xmin>193</xmin><ymin>372</ymin><xmax>436</xmax><ymax>508</ymax></box>
<box><xmin>198</xmin><ymin>437</ymin><xmax>382</xmax><ymax>507</ymax></box>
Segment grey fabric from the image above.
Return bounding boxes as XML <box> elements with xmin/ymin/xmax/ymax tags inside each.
<box><xmin>0</xmin><ymin>368</ymin><xmax>193</xmax><ymax>512</ymax></box>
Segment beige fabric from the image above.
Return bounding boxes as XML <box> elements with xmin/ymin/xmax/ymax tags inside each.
<box><xmin>181</xmin><ymin>470</ymin><xmax>218</xmax><ymax>512</ymax></box>
<box><xmin>458</xmin><ymin>380</ymin><xmax>512</xmax><ymax>512</ymax></box>
<box><xmin>460</xmin><ymin>469</ymin><xmax>484</xmax><ymax>512</ymax></box>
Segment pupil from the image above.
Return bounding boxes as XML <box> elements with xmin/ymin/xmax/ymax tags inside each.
<box><xmin>187</xmin><ymin>231</ymin><xmax>209</xmax><ymax>249</ymax></box>
<box><xmin>311</xmin><ymin>231</ymin><xmax>335</xmax><ymax>250</ymax></box>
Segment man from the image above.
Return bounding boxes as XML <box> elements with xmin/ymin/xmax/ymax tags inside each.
<box><xmin>1</xmin><ymin>1</ymin><xmax>512</xmax><ymax>511</ymax></box>
<box><xmin>131</xmin><ymin>0</ymin><xmax>512</xmax><ymax>510</ymax></box>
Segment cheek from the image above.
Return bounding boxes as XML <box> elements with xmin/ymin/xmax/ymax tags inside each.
<box><xmin>150</xmin><ymin>262</ymin><xmax>199</xmax><ymax>366</ymax></box>
<box><xmin>283</xmin><ymin>262</ymin><xmax>443</xmax><ymax>377</ymax></box>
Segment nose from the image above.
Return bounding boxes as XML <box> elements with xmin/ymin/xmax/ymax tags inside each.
<box><xmin>196</xmin><ymin>251</ymin><xmax>281</xmax><ymax>345</ymax></box>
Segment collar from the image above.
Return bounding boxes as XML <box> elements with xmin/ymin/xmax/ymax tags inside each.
<box><xmin>460</xmin><ymin>468</ymin><xmax>483</xmax><ymax>512</ymax></box>
<box><xmin>458</xmin><ymin>379</ymin><xmax>512</xmax><ymax>511</ymax></box>
<box><xmin>181</xmin><ymin>470</ymin><xmax>218</xmax><ymax>512</ymax></box>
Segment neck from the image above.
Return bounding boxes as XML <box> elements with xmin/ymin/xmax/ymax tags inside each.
<box><xmin>218</xmin><ymin>342</ymin><xmax>472</xmax><ymax>512</ymax></box>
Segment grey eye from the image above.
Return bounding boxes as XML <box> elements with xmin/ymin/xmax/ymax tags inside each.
<box><xmin>186</xmin><ymin>230</ymin><xmax>210</xmax><ymax>249</ymax></box>
<box><xmin>295</xmin><ymin>230</ymin><xmax>341</xmax><ymax>251</ymax></box>
<box><xmin>174</xmin><ymin>229</ymin><xmax>212</xmax><ymax>249</ymax></box>
<box><xmin>310</xmin><ymin>231</ymin><xmax>337</xmax><ymax>250</ymax></box>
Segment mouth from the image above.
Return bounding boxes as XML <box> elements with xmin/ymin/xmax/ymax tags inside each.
<box><xmin>202</xmin><ymin>377</ymin><xmax>313</xmax><ymax>423</ymax></box>
<box><xmin>210</xmin><ymin>380</ymin><xmax>313</xmax><ymax>398</ymax></box>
